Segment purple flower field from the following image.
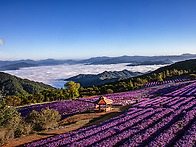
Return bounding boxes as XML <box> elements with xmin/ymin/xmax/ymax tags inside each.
<box><xmin>26</xmin><ymin>80</ymin><xmax>196</xmax><ymax>147</ymax></box>
<box><xmin>17</xmin><ymin>86</ymin><xmax>160</xmax><ymax>117</ymax></box>
<box><xmin>144</xmin><ymin>77</ymin><xmax>189</xmax><ymax>87</ymax></box>
<box><xmin>78</xmin><ymin>88</ymin><xmax>157</xmax><ymax>106</ymax></box>
<box><xmin>17</xmin><ymin>100</ymin><xmax>95</xmax><ymax>118</ymax></box>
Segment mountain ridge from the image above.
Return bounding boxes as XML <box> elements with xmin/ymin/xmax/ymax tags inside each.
<box><xmin>66</xmin><ymin>70</ymin><xmax>142</xmax><ymax>87</ymax></box>
<box><xmin>0</xmin><ymin>53</ymin><xmax>196</xmax><ymax>70</ymax></box>
<box><xmin>0</xmin><ymin>72</ymin><xmax>53</xmax><ymax>96</ymax></box>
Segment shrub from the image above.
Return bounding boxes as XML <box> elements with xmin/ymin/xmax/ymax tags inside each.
<box><xmin>0</xmin><ymin>102</ymin><xmax>21</xmax><ymax>129</ymax></box>
<box><xmin>0</xmin><ymin>127</ymin><xmax>15</xmax><ymax>143</ymax></box>
<box><xmin>14</xmin><ymin>120</ymin><xmax>33</xmax><ymax>138</ymax></box>
<box><xmin>0</xmin><ymin>101</ymin><xmax>21</xmax><ymax>142</ymax></box>
<box><xmin>106</xmin><ymin>89</ymin><xmax>113</xmax><ymax>94</ymax></box>
<box><xmin>26</xmin><ymin>107</ymin><xmax>61</xmax><ymax>131</ymax></box>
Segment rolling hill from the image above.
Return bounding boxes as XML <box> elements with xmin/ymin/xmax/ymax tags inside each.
<box><xmin>127</xmin><ymin>59</ymin><xmax>173</xmax><ymax>66</ymax></box>
<box><xmin>66</xmin><ymin>70</ymin><xmax>142</xmax><ymax>87</ymax></box>
<box><xmin>124</xmin><ymin>58</ymin><xmax>196</xmax><ymax>83</ymax></box>
<box><xmin>69</xmin><ymin>59</ymin><xmax>196</xmax><ymax>89</ymax></box>
<box><xmin>0</xmin><ymin>72</ymin><xmax>53</xmax><ymax>96</ymax></box>
<box><xmin>0</xmin><ymin>62</ymin><xmax>38</xmax><ymax>71</ymax></box>
<box><xmin>77</xmin><ymin>59</ymin><xmax>196</xmax><ymax>96</ymax></box>
<box><xmin>152</xmin><ymin>59</ymin><xmax>196</xmax><ymax>73</ymax></box>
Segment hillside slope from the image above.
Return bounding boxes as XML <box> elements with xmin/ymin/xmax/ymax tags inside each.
<box><xmin>66</xmin><ymin>70</ymin><xmax>142</xmax><ymax>87</ymax></box>
<box><xmin>0</xmin><ymin>72</ymin><xmax>53</xmax><ymax>96</ymax></box>
<box><xmin>153</xmin><ymin>59</ymin><xmax>196</xmax><ymax>73</ymax></box>
<box><xmin>78</xmin><ymin>59</ymin><xmax>196</xmax><ymax>96</ymax></box>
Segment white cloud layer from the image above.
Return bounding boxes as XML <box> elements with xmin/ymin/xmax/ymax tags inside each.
<box><xmin>3</xmin><ymin>63</ymin><xmax>165</xmax><ymax>88</ymax></box>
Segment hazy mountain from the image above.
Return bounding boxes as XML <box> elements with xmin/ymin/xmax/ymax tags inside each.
<box><xmin>0</xmin><ymin>59</ymin><xmax>78</xmax><ymax>71</ymax></box>
<box><xmin>0</xmin><ymin>72</ymin><xmax>53</xmax><ymax>96</ymax></box>
<box><xmin>79</xmin><ymin>56</ymin><xmax>111</xmax><ymax>64</ymax></box>
<box><xmin>0</xmin><ymin>62</ymin><xmax>38</xmax><ymax>71</ymax></box>
<box><xmin>82</xmin><ymin>55</ymin><xmax>147</xmax><ymax>65</ymax></box>
<box><xmin>83</xmin><ymin>59</ymin><xmax>196</xmax><ymax>94</ymax></box>
<box><xmin>36</xmin><ymin>59</ymin><xmax>78</xmax><ymax>65</ymax></box>
<box><xmin>85</xmin><ymin>54</ymin><xmax>196</xmax><ymax>65</ymax></box>
<box><xmin>127</xmin><ymin>59</ymin><xmax>174</xmax><ymax>66</ymax></box>
<box><xmin>66</xmin><ymin>69</ymin><xmax>142</xmax><ymax>87</ymax></box>
<box><xmin>70</xmin><ymin>58</ymin><xmax>196</xmax><ymax>89</ymax></box>
<box><xmin>0</xmin><ymin>53</ymin><xmax>196</xmax><ymax>71</ymax></box>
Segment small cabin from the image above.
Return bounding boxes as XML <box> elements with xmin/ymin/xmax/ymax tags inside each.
<box><xmin>93</xmin><ymin>96</ymin><xmax>113</xmax><ymax>112</ymax></box>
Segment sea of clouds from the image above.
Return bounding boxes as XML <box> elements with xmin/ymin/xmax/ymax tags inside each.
<box><xmin>3</xmin><ymin>63</ymin><xmax>166</xmax><ymax>88</ymax></box>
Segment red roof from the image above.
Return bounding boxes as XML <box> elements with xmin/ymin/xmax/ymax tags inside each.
<box><xmin>93</xmin><ymin>96</ymin><xmax>113</xmax><ymax>105</ymax></box>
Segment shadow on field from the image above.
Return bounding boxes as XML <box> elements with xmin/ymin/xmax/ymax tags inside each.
<box><xmin>6</xmin><ymin>104</ymin><xmax>133</xmax><ymax>147</ymax></box>
<box><xmin>83</xmin><ymin>104</ymin><xmax>132</xmax><ymax>128</ymax></box>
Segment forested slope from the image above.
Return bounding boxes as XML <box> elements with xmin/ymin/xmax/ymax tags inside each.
<box><xmin>0</xmin><ymin>72</ymin><xmax>53</xmax><ymax>96</ymax></box>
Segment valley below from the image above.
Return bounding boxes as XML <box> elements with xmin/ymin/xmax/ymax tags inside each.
<box><xmin>2</xmin><ymin>63</ymin><xmax>165</xmax><ymax>88</ymax></box>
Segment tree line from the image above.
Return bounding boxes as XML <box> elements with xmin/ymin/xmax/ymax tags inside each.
<box><xmin>3</xmin><ymin>81</ymin><xmax>80</xmax><ymax>106</ymax></box>
<box><xmin>2</xmin><ymin>69</ymin><xmax>196</xmax><ymax>107</ymax></box>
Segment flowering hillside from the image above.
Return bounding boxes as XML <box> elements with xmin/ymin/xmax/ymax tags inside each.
<box><xmin>17</xmin><ymin>100</ymin><xmax>94</xmax><ymax>118</ymax></box>
<box><xmin>18</xmin><ymin>80</ymin><xmax>190</xmax><ymax>118</ymax></box>
<box><xmin>26</xmin><ymin>80</ymin><xmax>196</xmax><ymax>147</ymax></box>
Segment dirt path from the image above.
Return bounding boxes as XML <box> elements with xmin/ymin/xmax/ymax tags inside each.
<box><xmin>3</xmin><ymin>105</ymin><xmax>131</xmax><ymax>147</ymax></box>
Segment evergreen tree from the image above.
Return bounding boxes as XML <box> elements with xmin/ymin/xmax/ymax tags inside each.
<box><xmin>129</xmin><ymin>80</ymin><xmax>134</xmax><ymax>90</ymax></box>
<box><xmin>157</xmin><ymin>74</ymin><xmax>163</xmax><ymax>82</ymax></box>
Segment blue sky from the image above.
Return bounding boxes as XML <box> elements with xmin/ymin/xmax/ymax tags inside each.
<box><xmin>0</xmin><ymin>0</ymin><xmax>196</xmax><ymax>60</ymax></box>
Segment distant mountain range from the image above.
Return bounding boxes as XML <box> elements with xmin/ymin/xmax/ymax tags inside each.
<box><xmin>0</xmin><ymin>72</ymin><xmax>53</xmax><ymax>96</ymax></box>
<box><xmin>1</xmin><ymin>58</ymin><xmax>196</xmax><ymax>96</ymax></box>
<box><xmin>80</xmin><ymin>53</ymin><xmax>196</xmax><ymax>65</ymax></box>
<box><xmin>66</xmin><ymin>70</ymin><xmax>142</xmax><ymax>87</ymax></box>
<box><xmin>0</xmin><ymin>53</ymin><xmax>196</xmax><ymax>71</ymax></box>
<box><xmin>0</xmin><ymin>59</ymin><xmax>77</xmax><ymax>71</ymax></box>
<box><xmin>67</xmin><ymin>58</ymin><xmax>196</xmax><ymax>88</ymax></box>
<box><xmin>0</xmin><ymin>62</ymin><xmax>38</xmax><ymax>70</ymax></box>
<box><xmin>85</xmin><ymin>59</ymin><xmax>196</xmax><ymax>93</ymax></box>
<box><xmin>127</xmin><ymin>59</ymin><xmax>174</xmax><ymax>66</ymax></box>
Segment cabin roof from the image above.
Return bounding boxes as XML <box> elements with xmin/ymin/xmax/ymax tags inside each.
<box><xmin>93</xmin><ymin>96</ymin><xmax>113</xmax><ymax>105</ymax></box>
